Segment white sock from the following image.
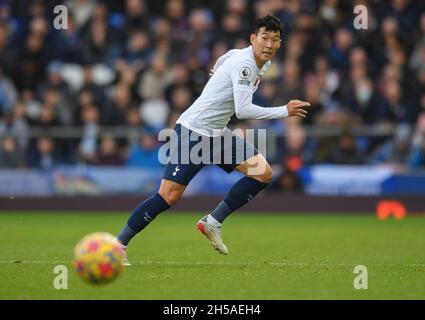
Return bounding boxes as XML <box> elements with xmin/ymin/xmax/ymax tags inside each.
<box><xmin>114</xmin><ymin>237</ymin><xmax>127</xmax><ymax>248</ymax></box>
<box><xmin>206</xmin><ymin>215</ymin><xmax>222</xmax><ymax>227</ymax></box>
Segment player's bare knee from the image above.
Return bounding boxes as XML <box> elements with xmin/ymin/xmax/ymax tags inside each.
<box><xmin>249</xmin><ymin>165</ymin><xmax>273</xmax><ymax>184</ymax></box>
<box><xmin>159</xmin><ymin>190</ymin><xmax>182</xmax><ymax>206</ymax></box>
<box><xmin>167</xmin><ymin>193</ymin><xmax>182</xmax><ymax>206</ymax></box>
<box><xmin>259</xmin><ymin>165</ymin><xmax>273</xmax><ymax>184</ymax></box>
<box><xmin>158</xmin><ymin>179</ymin><xmax>185</xmax><ymax>206</ymax></box>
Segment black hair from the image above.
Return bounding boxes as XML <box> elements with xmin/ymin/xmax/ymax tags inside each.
<box><xmin>253</xmin><ymin>15</ymin><xmax>283</xmax><ymax>37</ymax></box>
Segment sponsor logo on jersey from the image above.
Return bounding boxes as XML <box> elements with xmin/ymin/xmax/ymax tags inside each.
<box><xmin>238</xmin><ymin>80</ymin><xmax>250</xmax><ymax>86</ymax></box>
<box><xmin>239</xmin><ymin>66</ymin><xmax>251</xmax><ymax>79</ymax></box>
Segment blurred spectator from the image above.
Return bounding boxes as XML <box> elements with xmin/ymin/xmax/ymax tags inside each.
<box><xmin>0</xmin><ymin>135</ymin><xmax>25</xmax><ymax>168</ymax></box>
<box><xmin>311</xmin><ymin>136</ymin><xmax>334</xmax><ymax>164</ymax></box>
<box><xmin>138</xmin><ymin>53</ymin><xmax>173</xmax><ymax>100</ymax></box>
<box><xmin>374</xmin><ymin>17</ymin><xmax>404</xmax><ymax>71</ymax></box>
<box><xmin>409</xmin><ymin>13</ymin><xmax>425</xmax><ymax>72</ymax></box>
<box><xmin>254</xmin><ymin>79</ymin><xmax>278</xmax><ymax>107</ymax></box>
<box><xmin>73</xmin><ymin>87</ymin><xmax>96</xmax><ymax>125</ymax></box>
<box><xmin>226</xmin><ymin>0</ymin><xmax>249</xmax><ymax>18</ymax></box>
<box><xmin>291</xmin><ymin>12</ymin><xmax>320</xmax><ymax>71</ymax></box>
<box><xmin>319</xmin><ymin>0</ymin><xmax>342</xmax><ymax>30</ymax></box>
<box><xmin>165</xmin><ymin>63</ymin><xmax>194</xmax><ymax>101</ymax></box>
<box><xmin>368</xmin><ymin>124</ymin><xmax>414</xmax><ymax>168</ymax></box>
<box><xmin>78</xmin><ymin>104</ymin><xmax>100</xmax><ymax>163</ymax></box>
<box><xmin>91</xmin><ymin>136</ymin><xmax>124</xmax><ymax>166</ymax></box>
<box><xmin>114</xmin><ymin>29</ymin><xmax>151</xmax><ymax>72</ymax></box>
<box><xmin>0</xmin><ymin>19</ymin><xmax>14</xmax><ymax>75</ymax></box>
<box><xmin>139</xmin><ymin>98</ymin><xmax>170</xmax><ymax>131</ymax></box>
<box><xmin>124</xmin><ymin>0</ymin><xmax>150</xmax><ymax>33</ymax></box>
<box><xmin>274</xmin><ymin>59</ymin><xmax>303</xmax><ymax>105</ymax></box>
<box><xmin>384</xmin><ymin>0</ymin><xmax>418</xmax><ymax>39</ymax></box>
<box><xmin>125</xmin><ymin>107</ymin><xmax>143</xmax><ymax>148</ymax></box>
<box><xmin>186</xmin><ymin>8</ymin><xmax>215</xmax><ymax>59</ymax></box>
<box><xmin>336</xmin><ymin>47</ymin><xmax>383</xmax><ymax>124</ymax></box>
<box><xmin>77</xmin><ymin>65</ymin><xmax>108</xmax><ymax>116</ymax></box>
<box><xmin>27</xmin><ymin>136</ymin><xmax>61</xmax><ymax>170</ymax></box>
<box><xmin>40</xmin><ymin>87</ymin><xmax>71</xmax><ymax>126</ymax></box>
<box><xmin>66</xmin><ymin>0</ymin><xmax>96</xmax><ymax>32</ymax></box>
<box><xmin>301</xmin><ymin>78</ymin><xmax>324</xmax><ymax>125</ymax></box>
<box><xmin>267</xmin><ymin>168</ymin><xmax>305</xmax><ymax>194</ymax></box>
<box><xmin>216</xmin><ymin>12</ymin><xmax>246</xmax><ymax>48</ymax></box>
<box><xmin>408</xmin><ymin>97</ymin><xmax>425</xmax><ymax>167</ymax></box>
<box><xmin>165</xmin><ymin>0</ymin><xmax>188</xmax><ymax>44</ymax></box>
<box><xmin>32</xmin><ymin>104</ymin><xmax>60</xmax><ymax>128</ymax></box>
<box><xmin>169</xmin><ymin>86</ymin><xmax>193</xmax><ymax>112</ymax></box>
<box><xmin>0</xmin><ymin>1</ymin><xmax>424</xmax><ymax>170</ymax></box>
<box><xmin>11</xmin><ymin>31</ymin><xmax>46</xmax><ymax>91</ymax></box>
<box><xmin>166</xmin><ymin>110</ymin><xmax>182</xmax><ymax>129</ymax></box>
<box><xmin>307</xmin><ymin>55</ymin><xmax>339</xmax><ymax>105</ymax></box>
<box><xmin>80</xmin><ymin>17</ymin><xmax>113</xmax><ymax>65</ymax></box>
<box><xmin>329</xmin><ymin>130</ymin><xmax>364</xmax><ymax>164</ymax></box>
<box><xmin>279</xmin><ymin>122</ymin><xmax>314</xmax><ymax>171</ymax></box>
<box><xmin>104</xmin><ymin>83</ymin><xmax>135</xmax><ymax>125</ymax></box>
<box><xmin>49</xmin><ymin>14</ymin><xmax>81</xmax><ymax>63</ymax></box>
<box><xmin>0</xmin><ymin>67</ymin><xmax>18</xmax><ymax>116</ymax></box>
<box><xmin>37</xmin><ymin>62</ymin><xmax>74</xmax><ymax>122</ymax></box>
<box><xmin>126</xmin><ymin>131</ymin><xmax>163</xmax><ymax>167</ymax></box>
<box><xmin>0</xmin><ymin>101</ymin><xmax>29</xmax><ymax>151</ymax></box>
<box><xmin>150</xmin><ymin>17</ymin><xmax>173</xmax><ymax>59</ymax></box>
<box><xmin>377</xmin><ymin>79</ymin><xmax>415</xmax><ymax>124</ymax></box>
<box><xmin>328</xmin><ymin>28</ymin><xmax>353</xmax><ymax>72</ymax></box>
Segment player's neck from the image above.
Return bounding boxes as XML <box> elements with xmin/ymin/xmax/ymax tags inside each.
<box><xmin>250</xmin><ymin>46</ymin><xmax>266</xmax><ymax>69</ymax></box>
<box><xmin>255</xmin><ymin>58</ymin><xmax>266</xmax><ymax>69</ymax></box>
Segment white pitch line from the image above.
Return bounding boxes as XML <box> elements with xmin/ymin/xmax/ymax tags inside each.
<box><xmin>0</xmin><ymin>260</ymin><xmax>424</xmax><ymax>267</ymax></box>
<box><xmin>0</xmin><ymin>260</ymin><xmax>69</xmax><ymax>264</ymax></box>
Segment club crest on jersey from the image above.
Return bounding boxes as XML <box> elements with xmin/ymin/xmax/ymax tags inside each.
<box><xmin>239</xmin><ymin>66</ymin><xmax>251</xmax><ymax>79</ymax></box>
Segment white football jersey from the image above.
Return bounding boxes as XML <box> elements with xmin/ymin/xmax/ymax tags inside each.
<box><xmin>176</xmin><ymin>46</ymin><xmax>287</xmax><ymax>137</ymax></box>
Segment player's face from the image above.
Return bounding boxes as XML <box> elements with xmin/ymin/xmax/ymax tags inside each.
<box><xmin>250</xmin><ymin>27</ymin><xmax>281</xmax><ymax>67</ymax></box>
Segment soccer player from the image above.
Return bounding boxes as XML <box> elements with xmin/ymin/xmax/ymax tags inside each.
<box><xmin>115</xmin><ymin>15</ymin><xmax>310</xmax><ymax>264</ymax></box>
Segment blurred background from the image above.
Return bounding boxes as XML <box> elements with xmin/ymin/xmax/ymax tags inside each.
<box><xmin>0</xmin><ymin>0</ymin><xmax>425</xmax><ymax>200</ymax></box>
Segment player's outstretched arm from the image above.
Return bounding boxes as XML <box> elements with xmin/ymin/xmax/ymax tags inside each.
<box><xmin>286</xmin><ymin>99</ymin><xmax>311</xmax><ymax>118</ymax></box>
<box><xmin>233</xmin><ymin>90</ymin><xmax>311</xmax><ymax>120</ymax></box>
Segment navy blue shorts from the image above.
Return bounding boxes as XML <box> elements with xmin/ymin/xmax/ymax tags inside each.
<box><xmin>162</xmin><ymin>124</ymin><xmax>259</xmax><ymax>185</ymax></box>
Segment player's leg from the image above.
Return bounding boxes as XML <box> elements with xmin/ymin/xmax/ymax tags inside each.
<box><xmin>116</xmin><ymin>178</ymin><xmax>186</xmax><ymax>245</ymax></box>
<box><xmin>115</xmin><ymin>179</ymin><xmax>186</xmax><ymax>265</ymax></box>
<box><xmin>116</xmin><ymin>124</ymin><xmax>205</xmax><ymax>263</ymax></box>
<box><xmin>218</xmin><ymin>153</ymin><xmax>272</xmax><ymax>218</ymax></box>
<box><xmin>203</xmin><ymin>153</ymin><xmax>271</xmax><ymax>224</ymax></box>
<box><xmin>196</xmin><ymin>129</ymin><xmax>273</xmax><ymax>254</ymax></box>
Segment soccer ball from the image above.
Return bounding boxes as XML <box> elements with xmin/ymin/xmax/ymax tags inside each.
<box><xmin>73</xmin><ymin>232</ymin><xmax>124</xmax><ymax>285</ymax></box>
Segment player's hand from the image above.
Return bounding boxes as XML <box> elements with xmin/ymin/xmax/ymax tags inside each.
<box><xmin>286</xmin><ymin>99</ymin><xmax>311</xmax><ymax>118</ymax></box>
<box><xmin>209</xmin><ymin>68</ymin><xmax>215</xmax><ymax>77</ymax></box>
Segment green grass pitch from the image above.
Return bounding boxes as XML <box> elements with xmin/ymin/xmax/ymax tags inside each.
<box><xmin>0</xmin><ymin>212</ymin><xmax>424</xmax><ymax>299</ymax></box>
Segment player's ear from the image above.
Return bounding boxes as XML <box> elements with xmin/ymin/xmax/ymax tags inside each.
<box><xmin>250</xmin><ymin>33</ymin><xmax>256</xmax><ymax>45</ymax></box>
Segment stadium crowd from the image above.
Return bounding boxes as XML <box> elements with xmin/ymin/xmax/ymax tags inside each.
<box><xmin>0</xmin><ymin>0</ymin><xmax>425</xmax><ymax>186</ymax></box>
